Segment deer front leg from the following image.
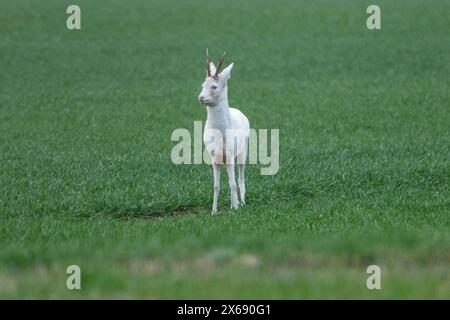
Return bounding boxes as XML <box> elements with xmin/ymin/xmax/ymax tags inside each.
<box><xmin>226</xmin><ymin>163</ymin><xmax>239</xmax><ymax>209</ymax></box>
<box><xmin>238</xmin><ymin>164</ymin><xmax>246</xmax><ymax>205</ymax></box>
<box><xmin>212</xmin><ymin>163</ymin><xmax>221</xmax><ymax>214</ymax></box>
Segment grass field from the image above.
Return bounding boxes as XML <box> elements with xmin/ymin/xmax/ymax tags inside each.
<box><xmin>0</xmin><ymin>0</ymin><xmax>449</xmax><ymax>299</ymax></box>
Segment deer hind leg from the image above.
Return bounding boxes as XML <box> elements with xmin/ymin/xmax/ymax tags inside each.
<box><xmin>212</xmin><ymin>163</ymin><xmax>221</xmax><ymax>214</ymax></box>
<box><xmin>225</xmin><ymin>162</ymin><xmax>239</xmax><ymax>209</ymax></box>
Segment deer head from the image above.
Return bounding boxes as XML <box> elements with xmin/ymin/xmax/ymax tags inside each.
<box><xmin>198</xmin><ymin>48</ymin><xmax>234</xmax><ymax>107</ymax></box>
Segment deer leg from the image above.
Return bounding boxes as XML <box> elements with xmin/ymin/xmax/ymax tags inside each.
<box><xmin>238</xmin><ymin>164</ymin><xmax>246</xmax><ymax>205</ymax></box>
<box><xmin>236</xmin><ymin>136</ymin><xmax>248</xmax><ymax>205</ymax></box>
<box><xmin>226</xmin><ymin>163</ymin><xmax>239</xmax><ymax>209</ymax></box>
<box><xmin>212</xmin><ymin>163</ymin><xmax>221</xmax><ymax>214</ymax></box>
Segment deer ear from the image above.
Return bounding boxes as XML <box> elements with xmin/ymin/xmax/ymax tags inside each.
<box><xmin>219</xmin><ymin>63</ymin><xmax>233</xmax><ymax>81</ymax></box>
<box><xmin>207</xmin><ymin>62</ymin><xmax>217</xmax><ymax>77</ymax></box>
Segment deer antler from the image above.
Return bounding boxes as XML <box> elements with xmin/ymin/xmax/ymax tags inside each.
<box><xmin>213</xmin><ymin>51</ymin><xmax>226</xmax><ymax>79</ymax></box>
<box><xmin>206</xmin><ymin>48</ymin><xmax>212</xmax><ymax>77</ymax></box>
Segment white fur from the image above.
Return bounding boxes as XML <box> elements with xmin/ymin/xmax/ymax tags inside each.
<box><xmin>198</xmin><ymin>61</ymin><xmax>250</xmax><ymax>214</ymax></box>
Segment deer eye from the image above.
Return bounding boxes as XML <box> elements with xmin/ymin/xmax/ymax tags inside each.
<box><xmin>211</xmin><ymin>85</ymin><xmax>217</xmax><ymax>90</ymax></box>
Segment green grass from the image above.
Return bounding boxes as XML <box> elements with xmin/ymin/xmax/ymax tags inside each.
<box><xmin>0</xmin><ymin>0</ymin><xmax>449</xmax><ymax>298</ymax></box>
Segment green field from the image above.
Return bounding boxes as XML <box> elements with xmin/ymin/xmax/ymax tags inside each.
<box><xmin>0</xmin><ymin>0</ymin><xmax>449</xmax><ymax>299</ymax></box>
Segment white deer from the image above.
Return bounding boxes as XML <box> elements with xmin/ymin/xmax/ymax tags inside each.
<box><xmin>198</xmin><ymin>49</ymin><xmax>250</xmax><ymax>214</ymax></box>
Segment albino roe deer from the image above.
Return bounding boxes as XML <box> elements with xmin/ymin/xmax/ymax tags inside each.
<box><xmin>198</xmin><ymin>49</ymin><xmax>250</xmax><ymax>214</ymax></box>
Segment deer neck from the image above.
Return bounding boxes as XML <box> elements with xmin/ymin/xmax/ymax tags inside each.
<box><xmin>206</xmin><ymin>95</ymin><xmax>231</xmax><ymax>130</ymax></box>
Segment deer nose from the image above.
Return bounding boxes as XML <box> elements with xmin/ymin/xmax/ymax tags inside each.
<box><xmin>198</xmin><ymin>95</ymin><xmax>205</xmax><ymax>102</ymax></box>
